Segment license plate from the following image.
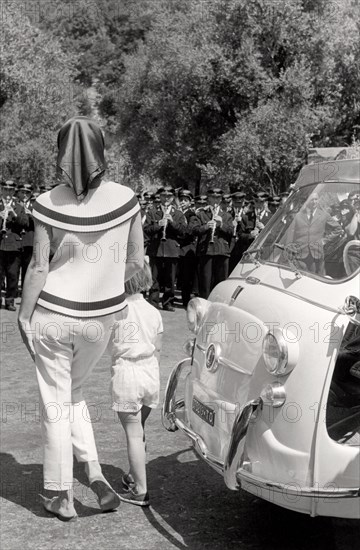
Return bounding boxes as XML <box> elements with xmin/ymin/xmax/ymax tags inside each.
<box><xmin>192</xmin><ymin>397</ymin><xmax>215</xmax><ymax>426</ymax></box>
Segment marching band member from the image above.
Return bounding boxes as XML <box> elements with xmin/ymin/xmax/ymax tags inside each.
<box><xmin>0</xmin><ymin>180</ymin><xmax>29</xmax><ymax>310</ymax></box>
<box><xmin>253</xmin><ymin>191</ymin><xmax>272</xmax><ymax>237</ymax></box>
<box><xmin>138</xmin><ymin>195</ymin><xmax>149</xmax><ymax>251</ymax></box>
<box><xmin>229</xmin><ymin>191</ymin><xmax>247</xmax><ymax>272</ymax></box>
<box><xmin>194</xmin><ymin>194</ymin><xmax>208</xmax><ymax>212</ymax></box>
<box><xmin>144</xmin><ymin>186</ymin><xmax>186</xmax><ymax>311</ymax></box>
<box><xmin>268</xmin><ymin>195</ymin><xmax>281</xmax><ymax>215</ymax></box>
<box><xmin>222</xmin><ymin>193</ymin><xmax>233</xmax><ymax>215</ymax></box>
<box><xmin>177</xmin><ymin>189</ymin><xmax>199</xmax><ymax>307</ymax></box>
<box><xmin>194</xmin><ymin>188</ymin><xmax>233</xmax><ymax>299</ymax></box>
<box><xmin>17</xmin><ymin>183</ymin><xmax>34</xmax><ymax>291</ymax></box>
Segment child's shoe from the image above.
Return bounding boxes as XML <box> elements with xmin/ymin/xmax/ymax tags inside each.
<box><xmin>119</xmin><ymin>487</ymin><xmax>150</xmax><ymax>507</ymax></box>
<box><xmin>122</xmin><ymin>472</ymin><xmax>136</xmax><ymax>491</ymax></box>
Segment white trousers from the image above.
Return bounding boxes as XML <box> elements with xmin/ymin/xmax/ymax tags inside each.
<box><xmin>31</xmin><ymin>306</ymin><xmax>114</xmax><ymax>490</ymax></box>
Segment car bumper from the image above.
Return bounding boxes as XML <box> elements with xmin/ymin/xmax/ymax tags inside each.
<box><xmin>162</xmin><ymin>358</ymin><xmax>360</xmax><ymax>506</ymax></box>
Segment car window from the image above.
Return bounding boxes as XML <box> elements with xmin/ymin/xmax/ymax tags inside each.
<box><xmin>251</xmin><ymin>182</ymin><xmax>360</xmax><ymax>281</ymax></box>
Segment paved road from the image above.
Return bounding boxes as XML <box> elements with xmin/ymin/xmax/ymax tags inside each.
<box><xmin>0</xmin><ymin>306</ymin><xmax>359</xmax><ymax>549</ymax></box>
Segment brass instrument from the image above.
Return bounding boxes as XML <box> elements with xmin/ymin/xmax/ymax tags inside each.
<box><xmin>209</xmin><ymin>204</ymin><xmax>220</xmax><ymax>244</ymax></box>
<box><xmin>160</xmin><ymin>204</ymin><xmax>172</xmax><ymax>241</ymax></box>
<box><xmin>1</xmin><ymin>197</ymin><xmax>16</xmax><ymax>234</ymax></box>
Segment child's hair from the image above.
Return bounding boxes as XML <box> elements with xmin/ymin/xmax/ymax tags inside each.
<box><xmin>125</xmin><ymin>259</ymin><xmax>153</xmax><ymax>295</ymax></box>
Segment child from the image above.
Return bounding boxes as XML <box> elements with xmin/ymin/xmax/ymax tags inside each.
<box><xmin>109</xmin><ymin>259</ymin><xmax>163</xmax><ymax>506</ymax></box>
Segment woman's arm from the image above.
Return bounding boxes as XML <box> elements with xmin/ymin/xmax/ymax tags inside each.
<box><xmin>18</xmin><ymin>220</ymin><xmax>51</xmax><ymax>359</ymax></box>
<box><xmin>124</xmin><ymin>211</ymin><xmax>145</xmax><ymax>282</ymax></box>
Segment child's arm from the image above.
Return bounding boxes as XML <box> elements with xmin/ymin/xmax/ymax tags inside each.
<box><xmin>154</xmin><ymin>332</ymin><xmax>163</xmax><ymax>365</ymax></box>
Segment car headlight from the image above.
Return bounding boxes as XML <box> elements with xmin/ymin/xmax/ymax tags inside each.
<box><xmin>262</xmin><ymin>327</ymin><xmax>299</xmax><ymax>376</ymax></box>
<box><xmin>187</xmin><ymin>298</ymin><xmax>209</xmax><ymax>334</ymax></box>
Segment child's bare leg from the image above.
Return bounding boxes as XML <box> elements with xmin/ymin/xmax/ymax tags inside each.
<box><xmin>141</xmin><ymin>405</ymin><xmax>151</xmax><ymax>442</ymax></box>
<box><xmin>118</xmin><ymin>409</ymin><xmax>148</xmax><ymax>494</ymax></box>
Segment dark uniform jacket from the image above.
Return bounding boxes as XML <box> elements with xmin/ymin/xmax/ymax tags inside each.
<box><xmin>179</xmin><ymin>208</ymin><xmax>200</xmax><ymax>256</ymax></box>
<box><xmin>0</xmin><ymin>200</ymin><xmax>29</xmax><ymax>252</ymax></box>
<box><xmin>195</xmin><ymin>206</ymin><xmax>233</xmax><ymax>256</ymax></box>
<box><xmin>144</xmin><ymin>205</ymin><xmax>187</xmax><ymax>258</ymax></box>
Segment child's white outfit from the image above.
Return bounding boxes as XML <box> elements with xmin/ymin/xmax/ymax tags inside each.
<box><xmin>110</xmin><ymin>294</ymin><xmax>163</xmax><ymax>412</ymax></box>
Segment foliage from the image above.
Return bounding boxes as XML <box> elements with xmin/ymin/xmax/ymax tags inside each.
<box><xmin>0</xmin><ymin>3</ymin><xmax>80</xmax><ymax>185</ymax></box>
<box><xmin>1</xmin><ymin>0</ymin><xmax>359</xmax><ymax>193</ymax></box>
<box><xmin>108</xmin><ymin>0</ymin><xmax>360</xmax><ymax>194</ymax></box>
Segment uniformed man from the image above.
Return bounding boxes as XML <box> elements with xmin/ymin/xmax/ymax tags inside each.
<box><xmin>16</xmin><ymin>183</ymin><xmax>34</xmax><ymax>291</ymax></box>
<box><xmin>143</xmin><ymin>191</ymin><xmax>154</xmax><ymax>211</ymax></box>
<box><xmin>0</xmin><ymin>180</ymin><xmax>29</xmax><ymax>310</ymax></box>
<box><xmin>192</xmin><ymin>196</ymin><xmax>208</xmax><ymax>295</ymax></box>
<box><xmin>253</xmin><ymin>191</ymin><xmax>273</xmax><ymax>237</ymax></box>
<box><xmin>194</xmin><ymin>195</ymin><xmax>208</xmax><ymax>212</ymax></box>
<box><xmin>268</xmin><ymin>195</ymin><xmax>281</xmax><ymax>215</ymax></box>
<box><xmin>194</xmin><ymin>188</ymin><xmax>233</xmax><ymax>299</ymax></box>
<box><xmin>144</xmin><ymin>186</ymin><xmax>186</xmax><ymax>311</ymax></box>
<box><xmin>229</xmin><ymin>191</ymin><xmax>248</xmax><ymax>272</ymax></box>
<box><xmin>222</xmin><ymin>193</ymin><xmax>233</xmax><ymax>215</ymax></box>
<box><xmin>177</xmin><ymin>189</ymin><xmax>200</xmax><ymax>307</ymax></box>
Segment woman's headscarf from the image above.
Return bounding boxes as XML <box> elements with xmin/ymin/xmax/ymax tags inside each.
<box><xmin>56</xmin><ymin>116</ymin><xmax>106</xmax><ymax>201</ymax></box>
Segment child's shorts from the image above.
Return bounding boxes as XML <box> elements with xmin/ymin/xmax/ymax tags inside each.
<box><xmin>110</xmin><ymin>355</ymin><xmax>160</xmax><ymax>413</ymax></box>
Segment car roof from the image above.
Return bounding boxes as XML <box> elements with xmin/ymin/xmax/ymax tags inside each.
<box><xmin>295</xmin><ymin>159</ymin><xmax>360</xmax><ymax>188</ymax></box>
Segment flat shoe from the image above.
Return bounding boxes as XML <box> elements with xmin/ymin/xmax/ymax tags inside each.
<box><xmin>40</xmin><ymin>495</ymin><xmax>77</xmax><ymax>522</ymax></box>
<box><xmin>90</xmin><ymin>480</ymin><xmax>120</xmax><ymax>512</ymax></box>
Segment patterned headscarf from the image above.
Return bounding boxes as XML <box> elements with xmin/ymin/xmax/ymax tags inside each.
<box><xmin>56</xmin><ymin>116</ymin><xmax>106</xmax><ymax>201</ymax></box>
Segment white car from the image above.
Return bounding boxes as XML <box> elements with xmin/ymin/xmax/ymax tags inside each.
<box><xmin>163</xmin><ymin>159</ymin><xmax>360</xmax><ymax>519</ymax></box>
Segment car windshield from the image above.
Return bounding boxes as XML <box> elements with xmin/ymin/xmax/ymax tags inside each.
<box><xmin>251</xmin><ymin>182</ymin><xmax>360</xmax><ymax>280</ymax></box>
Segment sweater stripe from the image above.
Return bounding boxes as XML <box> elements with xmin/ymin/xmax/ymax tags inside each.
<box><xmin>33</xmin><ymin>203</ymin><xmax>139</xmax><ymax>233</ymax></box>
<box><xmin>38</xmin><ymin>290</ymin><xmax>126</xmax><ymax>311</ymax></box>
<box><xmin>33</xmin><ymin>194</ymin><xmax>139</xmax><ymax>228</ymax></box>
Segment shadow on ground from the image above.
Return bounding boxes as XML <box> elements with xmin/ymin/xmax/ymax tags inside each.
<box><xmin>0</xmin><ymin>453</ymin><xmax>122</xmax><ymax>519</ymax></box>
<box><xmin>1</xmin><ymin>449</ymin><xmax>359</xmax><ymax>549</ymax></box>
<box><xmin>142</xmin><ymin>448</ymin><xmax>359</xmax><ymax>550</ymax></box>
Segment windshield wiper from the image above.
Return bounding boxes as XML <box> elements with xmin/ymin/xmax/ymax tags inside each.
<box><xmin>242</xmin><ymin>247</ymin><xmax>263</xmax><ymax>267</ymax></box>
<box><xmin>273</xmin><ymin>243</ymin><xmax>302</xmax><ymax>279</ymax></box>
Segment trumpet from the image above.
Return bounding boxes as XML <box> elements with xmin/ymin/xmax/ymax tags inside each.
<box><xmin>160</xmin><ymin>204</ymin><xmax>172</xmax><ymax>241</ymax></box>
<box><xmin>1</xmin><ymin>197</ymin><xmax>16</xmax><ymax>234</ymax></box>
<box><xmin>209</xmin><ymin>204</ymin><xmax>220</xmax><ymax>244</ymax></box>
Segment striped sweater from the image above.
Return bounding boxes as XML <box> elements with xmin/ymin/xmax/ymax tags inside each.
<box><xmin>32</xmin><ymin>181</ymin><xmax>139</xmax><ymax>317</ymax></box>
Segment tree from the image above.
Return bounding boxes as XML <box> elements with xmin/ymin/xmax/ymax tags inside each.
<box><xmin>104</xmin><ymin>0</ymin><xmax>360</xmax><ymax>193</ymax></box>
<box><xmin>0</xmin><ymin>3</ymin><xmax>80</xmax><ymax>184</ymax></box>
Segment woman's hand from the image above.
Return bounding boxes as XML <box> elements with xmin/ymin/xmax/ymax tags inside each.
<box><xmin>18</xmin><ymin>318</ymin><xmax>35</xmax><ymax>362</ymax></box>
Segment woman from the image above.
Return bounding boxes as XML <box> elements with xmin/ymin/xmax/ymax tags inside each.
<box><xmin>18</xmin><ymin>117</ymin><xmax>144</xmax><ymax>521</ymax></box>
